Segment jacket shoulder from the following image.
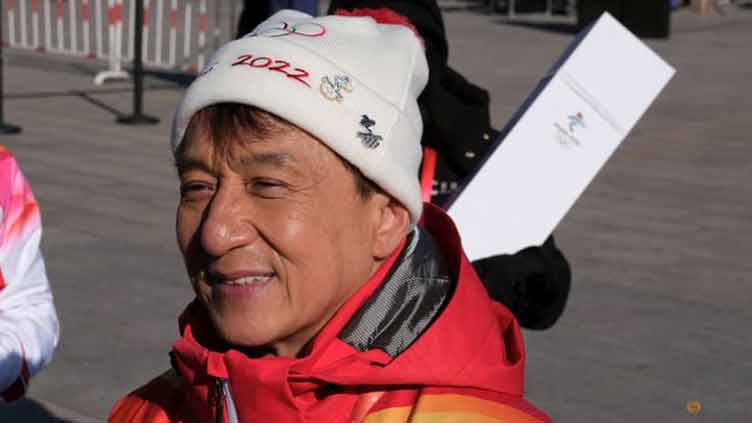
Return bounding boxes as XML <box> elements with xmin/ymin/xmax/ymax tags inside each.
<box><xmin>364</xmin><ymin>387</ymin><xmax>552</xmax><ymax>423</ymax></box>
<box><xmin>108</xmin><ymin>369</ymin><xmax>188</xmax><ymax>423</ymax></box>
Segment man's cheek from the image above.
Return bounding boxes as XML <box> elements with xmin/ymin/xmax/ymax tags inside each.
<box><xmin>258</xmin><ymin>208</ymin><xmax>315</xmax><ymax>251</ymax></box>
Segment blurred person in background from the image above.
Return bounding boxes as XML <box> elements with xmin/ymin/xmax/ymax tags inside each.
<box><xmin>109</xmin><ymin>10</ymin><xmax>552</xmax><ymax>423</ymax></box>
<box><xmin>0</xmin><ymin>146</ymin><xmax>59</xmax><ymax>403</ymax></box>
<box><xmin>269</xmin><ymin>0</ymin><xmax>319</xmax><ymax>16</ymax></box>
<box><xmin>328</xmin><ymin>0</ymin><xmax>571</xmax><ymax>331</ymax></box>
<box><xmin>236</xmin><ymin>0</ymin><xmax>320</xmax><ymax>38</ymax></box>
<box><xmin>236</xmin><ymin>0</ymin><xmax>572</xmax><ymax>331</ymax></box>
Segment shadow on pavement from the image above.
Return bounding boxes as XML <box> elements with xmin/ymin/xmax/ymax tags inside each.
<box><xmin>0</xmin><ymin>398</ymin><xmax>72</xmax><ymax>422</ymax></box>
<box><xmin>494</xmin><ymin>19</ymin><xmax>578</xmax><ymax>34</ymax></box>
<box><xmin>441</xmin><ymin>2</ymin><xmax>494</xmax><ymax>13</ymax></box>
<box><xmin>438</xmin><ymin>1</ymin><xmax>580</xmax><ymax>34</ymax></box>
<box><xmin>146</xmin><ymin>69</ymin><xmax>196</xmax><ymax>88</ymax></box>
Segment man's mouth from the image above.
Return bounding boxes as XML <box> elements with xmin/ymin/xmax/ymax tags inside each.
<box><xmin>222</xmin><ymin>274</ymin><xmax>275</xmax><ymax>286</ymax></box>
<box><xmin>203</xmin><ymin>269</ymin><xmax>277</xmax><ymax>287</ymax></box>
<box><xmin>205</xmin><ymin>270</ymin><xmax>277</xmax><ymax>299</ymax></box>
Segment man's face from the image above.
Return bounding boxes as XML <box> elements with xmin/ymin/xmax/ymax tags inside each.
<box><xmin>176</xmin><ymin>119</ymin><xmax>388</xmax><ymax>357</ymax></box>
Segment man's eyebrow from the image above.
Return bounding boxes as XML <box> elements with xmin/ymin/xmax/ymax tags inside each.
<box><xmin>173</xmin><ymin>152</ymin><xmax>296</xmax><ymax>174</ymax></box>
<box><xmin>239</xmin><ymin>152</ymin><xmax>295</xmax><ymax>167</ymax></box>
<box><xmin>174</xmin><ymin>157</ymin><xmax>212</xmax><ymax>174</ymax></box>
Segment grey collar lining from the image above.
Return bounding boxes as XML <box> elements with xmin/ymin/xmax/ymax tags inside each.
<box><xmin>339</xmin><ymin>228</ymin><xmax>453</xmax><ymax>358</ymax></box>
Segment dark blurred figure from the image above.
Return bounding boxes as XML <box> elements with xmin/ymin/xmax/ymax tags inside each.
<box><xmin>236</xmin><ymin>2</ymin><xmax>270</xmax><ymax>38</ymax></box>
<box><xmin>327</xmin><ymin>0</ymin><xmax>572</xmax><ymax>330</ymax></box>
<box><xmin>236</xmin><ymin>0</ymin><xmax>572</xmax><ymax>330</ymax></box>
<box><xmin>236</xmin><ymin>0</ymin><xmax>319</xmax><ymax>37</ymax></box>
<box><xmin>577</xmin><ymin>0</ymin><xmax>671</xmax><ymax>38</ymax></box>
<box><xmin>491</xmin><ymin>0</ymin><xmax>571</xmax><ymax>14</ymax></box>
<box><xmin>270</xmin><ymin>0</ymin><xmax>318</xmax><ymax>15</ymax></box>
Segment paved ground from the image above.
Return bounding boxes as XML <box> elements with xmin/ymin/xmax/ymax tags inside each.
<box><xmin>0</xmin><ymin>3</ymin><xmax>751</xmax><ymax>422</ymax></box>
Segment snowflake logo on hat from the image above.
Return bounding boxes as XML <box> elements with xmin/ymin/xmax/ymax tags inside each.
<box><xmin>357</xmin><ymin>115</ymin><xmax>383</xmax><ymax>149</ymax></box>
<box><xmin>320</xmin><ymin>75</ymin><xmax>353</xmax><ymax>103</ymax></box>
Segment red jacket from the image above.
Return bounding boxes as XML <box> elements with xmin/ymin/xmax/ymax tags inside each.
<box><xmin>109</xmin><ymin>204</ymin><xmax>552</xmax><ymax>422</ymax></box>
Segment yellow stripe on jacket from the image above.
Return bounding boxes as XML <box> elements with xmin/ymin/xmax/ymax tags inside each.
<box><xmin>363</xmin><ymin>394</ymin><xmax>546</xmax><ymax>423</ymax></box>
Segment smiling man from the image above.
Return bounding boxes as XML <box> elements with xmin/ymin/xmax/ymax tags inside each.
<box><xmin>109</xmin><ymin>9</ymin><xmax>551</xmax><ymax>423</ymax></box>
<box><xmin>175</xmin><ymin>106</ymin><xmax>403</xmax><ymax>359</ymax></box>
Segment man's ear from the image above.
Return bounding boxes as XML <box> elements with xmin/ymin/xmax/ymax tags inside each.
<box><xmin>371</xmin><ymin>195</ymin><xmax>411</xmax><ymax>259</ymax></box>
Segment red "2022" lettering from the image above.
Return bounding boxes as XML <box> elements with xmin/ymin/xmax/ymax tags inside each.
<box><xmin>231</xmin><ymin>54</ymin><xmax>311</xmax><ymax>88</ymax></box>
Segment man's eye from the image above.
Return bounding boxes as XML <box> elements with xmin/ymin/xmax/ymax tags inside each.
<box><xmin>180</xmin><ymin>183</ymin><xmax>214</xmax><ymax>201</ymax></box>
<box><xmin>249</xmin><ymin>179</ymin><xmax>288</xmax><ymax>198</ymax></box>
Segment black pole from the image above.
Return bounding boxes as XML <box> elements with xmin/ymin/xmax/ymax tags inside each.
<box><xmin>0</xmin><ymin>0</ymin><xmax>22</xmax><ymax>135</ymax></box>
<box><xmin>118</xmin><ymin>0</ymin><xmax>158</xmax><ymax>125</ymax></box>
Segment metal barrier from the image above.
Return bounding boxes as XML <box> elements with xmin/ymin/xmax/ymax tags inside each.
<box><xmin>3</xmin><ymin>0</ymin><xmax>241</xmax><ymax>84</ymax></box>
<box><xmin>1</xmin><ymin>0</ymin><xmax>22</xmax><ymax>134</ymax></box>
<box><xmin>490</xmin><ymin>0</ymin><xmax>578</xmax><ymax>24</ymax></box>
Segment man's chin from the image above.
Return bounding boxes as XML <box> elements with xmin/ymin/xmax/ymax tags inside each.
<box><xmin>208</xmin><ymin>312</ymin><xmax>282</xmax><ymax>351</ymax></box>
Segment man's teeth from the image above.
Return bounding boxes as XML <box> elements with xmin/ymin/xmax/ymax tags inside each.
<box><xmin>223</xmin><ymin>275</ymin><xmax>273</xmax><ymax>285</ymax></box>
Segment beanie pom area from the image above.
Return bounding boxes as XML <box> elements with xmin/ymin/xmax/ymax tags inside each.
<box><xmin>334</xmin><ymin>7</ymin><xmax>424</xmax><ymax>48</ymax></box>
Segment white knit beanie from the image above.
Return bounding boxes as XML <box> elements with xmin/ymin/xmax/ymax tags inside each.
<box><xmin>170</xmin><ymin>9</ymin><xmax>428</xmax><ymax>222</ymax></box>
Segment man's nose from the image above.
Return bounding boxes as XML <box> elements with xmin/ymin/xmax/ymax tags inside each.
<box><xmin>200</xmin><ymin>186</ymin><xmax>257</xmax><ymax>257</ymax></box>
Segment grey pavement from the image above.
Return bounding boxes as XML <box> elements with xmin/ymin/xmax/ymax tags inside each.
<box><xmin>1</xmin><ymin>4</ymin><xmax>751</xmax><ymax>422</ymax></box>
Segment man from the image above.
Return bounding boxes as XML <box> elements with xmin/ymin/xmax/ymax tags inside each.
<box><xmin>110</xmin><ymin>10</ymin><xmax>551</xmax><ymax>422</ymax></box>
<box><xmin>0</xmin><ymin>146</ymin><xmax>59</xmax><ymax>402</ymax></box>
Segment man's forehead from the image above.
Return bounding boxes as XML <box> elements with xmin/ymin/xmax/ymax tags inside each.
<box><xmin>175</xmin><ymin>127</ymin><xmax>336</xmax><ymax>175</ymax></box>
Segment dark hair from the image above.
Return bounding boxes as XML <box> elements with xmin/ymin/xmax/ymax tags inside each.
<box><xmin>177</xmin><ymin>103</ymin><xmax>382</xmax><ymax>200</ymax></box>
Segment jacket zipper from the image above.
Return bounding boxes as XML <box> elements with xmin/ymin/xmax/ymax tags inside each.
<box><xmin>213</xmin><ymin>379</ymin><xmax>224</xmax><ymax>423</ymax></box>
<box><xmin>213</xmin><ymin>378</ymin><xmax>239</xmax><ymax>423</ymax></box>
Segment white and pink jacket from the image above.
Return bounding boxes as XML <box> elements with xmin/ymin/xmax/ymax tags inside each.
<box><xmin>0</xmin><ymin>146</ymin><xmax>59</xmax><ymax>402</ymax></box>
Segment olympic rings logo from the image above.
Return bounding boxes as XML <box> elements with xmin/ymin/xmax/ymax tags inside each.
<box><xmin>252</xmin><ymin>22</ymin><xmax>327</xmax><ymax>38</ymax></box>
